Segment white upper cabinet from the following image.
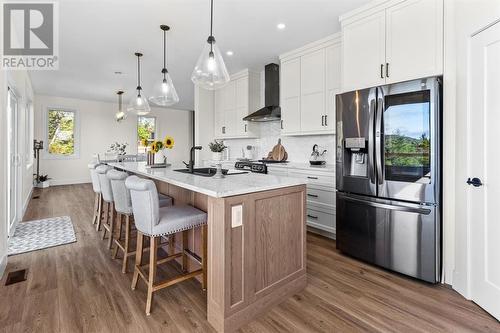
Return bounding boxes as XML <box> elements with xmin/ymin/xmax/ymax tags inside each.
<box><xmin>213</xmin><ymin>69</ymin><xmax>260</xmax><ymax>139</ymax></box>
<box><xmin>300</xmin><ymin>49</ymin><xmax>326</xmax><ymax>132</ymax></box>
<box><xmin>385</xmin><ymin>0</ymin><xmax>443</xmax><ymax>84</ymax></box>
<box><xmin>280</xmin><ymin>57</ymin><xmax>301</xmax><ymax>134</ymax></box>
<box><xmin>342</xmin><ymin>10</ymin><xmax>386</xmax><ymax>92</ymax></box>
<box><xmin>280</xmin><ymin>34</ymin><xmax>341</xmax><ymax>136</ymax></box>
<box><xmin>340</xmin><ymin>0</ymin><xmax>443</xmax><ymax>91</ymax></box>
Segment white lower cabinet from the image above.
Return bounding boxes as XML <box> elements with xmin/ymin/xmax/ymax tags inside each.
<box><xmin>268</xmin><ymin>166</ymin><xmax>336</xmax><ymax>238</ymax></box>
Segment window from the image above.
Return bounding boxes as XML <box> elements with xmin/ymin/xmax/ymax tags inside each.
<box><xmin>137</xmin><ymin>116</ymin><xmax>156</xmax><ymax>153</ymax></box>
<box><xmin>45</xmin><ymin>108</ymin><xmax>79</xmax><ymax>158</ymax></box>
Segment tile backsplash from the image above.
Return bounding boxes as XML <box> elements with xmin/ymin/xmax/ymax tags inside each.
<box><xmin>222</xmin><ymin>122</ymin><xmax>335</xmax><ymax>164</ymax></box>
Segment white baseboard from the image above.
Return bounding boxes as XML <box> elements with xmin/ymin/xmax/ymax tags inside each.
<box><xmin>49</xmin><ymin>178</ymin><xmax>90</xmax><ymax>186</ymax></box>
<box><xmin>22</xmin><ymin>186</ymin><xmax>33</xmax><ymax>219</ymax></box>
<box><xmin>0</xmin><ymin>255</ymin><xmax>7</xmax><ymax>280</ymax></box>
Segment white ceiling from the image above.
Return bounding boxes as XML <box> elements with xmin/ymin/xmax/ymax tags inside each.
<box><xmin>30</xmin><ymin>0</ymin><xmax>370</xmax><ymax>110</ymax></box>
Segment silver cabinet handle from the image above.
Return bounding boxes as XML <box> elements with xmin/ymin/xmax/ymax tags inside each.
<box><xmin>386</xmin><ymin>63</ymin><xmax>389</xmax><ymax>78</ymax></box>
<box><xmin>380</xmin><ymin>64</ymin><xmax>384</xmax><ymax>78</ymax></box>
<box><xmin>307</xmin><ymin>214</ymin><xmax>319</xmax><ymax>219</ymax></box>
<box><xmin>307</xmin><ymin>194</ymin><xmax>319</xmax><ymax>198</ymax></box>
<box><xmin>307</xmin><ymin>176</ymin><xmax>318</xmax><ymax>180</ymax></box>
<box><xmin>321</xmin><ymin>115</ymin><xmax>324</xmax><ymax>126</ymax></box>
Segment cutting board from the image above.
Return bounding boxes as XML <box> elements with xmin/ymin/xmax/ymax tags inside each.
<box><xmin>268</xmin><ymin>139</ymin><xmax>287</xmax><ymax>161</ymax></box>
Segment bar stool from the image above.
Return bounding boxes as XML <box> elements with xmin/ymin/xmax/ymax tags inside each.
<box><xmin>107</xmin><ymin>169</ymin><xmax>173</xmax><ymax>273</ymax></box>
<box><xmin>88</xmin><ymin>162</ymin><xmax>103</xmax><ymax>227</ymax></box>
<box><xmin>96</xmin><ymin>164</ymin><xmax>116</xmax><ymax>249</ymax></box>
<box><xmin>125</xmin><ymin>175</ymin><xmax>208</xmax><ymax>316</ymax></box>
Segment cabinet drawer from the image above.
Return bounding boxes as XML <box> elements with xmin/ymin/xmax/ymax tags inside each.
<box><xmin>288</xmin><ymin>169</ymin><xmax>334</xmax><ymax>187</ymax></box>
<box><xmin>307</xmin><ymin>187</ymin><xmax>335</xmax><ymax>209</ymax></box>
<box><xmin>306</xmin><ymin>208</ymin><xmax>335</xmax><ymax>233</ymax></box>
<box><xmin>267</xmin><ymin>167</ymin><xmax>288</xmax><ymax>177</ymax></box>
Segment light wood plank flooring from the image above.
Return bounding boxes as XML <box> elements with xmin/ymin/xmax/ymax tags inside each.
<box><xmin>0</xmin><ymin>184</ymin><xmax>498</xmax><ymax>332</ymax></box>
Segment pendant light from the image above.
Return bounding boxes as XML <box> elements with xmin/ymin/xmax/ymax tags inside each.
<box><xmin>150</xmin><ymin>25</ymin><xmax>179</xmax><ymax>106</ymax></box>
<box><xmin>115</xmin><ymin>90</ymin><xmax>127</xmax><ymax>122</ymax></box>
<box><xmin>191</xmin><ymin>0</ymin><xmax>230</xmax><ymax>90</ymax></box>
<box><xmin>127</xmin><ymin>52</ymin><xmax>151</xmax><ymax>115</ymax></box>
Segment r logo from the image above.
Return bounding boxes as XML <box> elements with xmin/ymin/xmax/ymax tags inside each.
<box><xmin>3</xmin><ymin>3</ymin><xmax>54</xmax><ymax>56</ymax></box>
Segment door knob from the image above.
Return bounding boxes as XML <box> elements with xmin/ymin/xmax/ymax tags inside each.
<box><xmin>466</xmin><ymin>177</ymin><xmax>483</xmax><ymax>187</ymax></box>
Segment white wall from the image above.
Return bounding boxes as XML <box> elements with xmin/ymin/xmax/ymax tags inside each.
<box><xmin>445</xmin><ymin>0</ymin><xmax>500</xmax><ymax>296</ymax></box>
<box><xmin>194</xmin><ymin>86</ymin><xmax>215</xmax><ymax>162</ymax></box>
<box><xmin>34</xmin><ymin>95</ymin><xmax>193</xmax><ymax>185</ymax></box>
<box><xmin>0</xmin><ymin>68</ymin><xmax>35</xmax><ymax>278</ymax></box>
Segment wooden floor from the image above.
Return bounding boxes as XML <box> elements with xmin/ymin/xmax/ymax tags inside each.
<box><xmin>0</xmin><ymin>184</ymin><xmax>498</xmax><ymax>333</ymax></box>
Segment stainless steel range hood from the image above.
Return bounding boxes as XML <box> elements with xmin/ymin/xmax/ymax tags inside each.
<box><xmin>243</xmin><ymin>63</ymin><xmax>280</xmax><ymax>122</ymax></box>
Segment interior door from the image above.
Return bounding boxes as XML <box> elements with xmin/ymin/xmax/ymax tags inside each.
<box><xmin>468</xmin><ymin>21</ymin><xmax>500</xmax><ymax>321</ymax></box>
<box><xmin>7</xmin><ymin>87</ymin><xmax>19</xmax><ymax>236</ymax></box>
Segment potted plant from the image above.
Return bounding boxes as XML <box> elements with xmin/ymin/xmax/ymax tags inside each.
<box><xmin>208</xmin><ymin>140</ymin><xmax>226</xmax><ymax>161</ymax></box>
<box><xmin>37</xmin><ymin>174</ymin><xmax>51</xmax><ymax>188</ymax></box>
<box><xmin>108</xmin><ymin>142</ymin><xmax>128</xmax><ymax>161</ymax></box>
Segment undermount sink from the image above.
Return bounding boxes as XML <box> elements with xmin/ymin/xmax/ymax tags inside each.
<box><xmin>174</xmin><ymin>167</ymin><xmax>228</xmax><ymax>177</ymax></box>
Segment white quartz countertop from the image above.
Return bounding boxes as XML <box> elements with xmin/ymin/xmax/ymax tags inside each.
<box><xmin>107</xmin><ymin>161</ymin><xmax>306</xmax><ymax>198</ymax></box>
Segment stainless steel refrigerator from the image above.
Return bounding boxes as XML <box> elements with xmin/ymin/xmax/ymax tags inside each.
<box><xmin>335</xmin><ymin>76</ymin><xmax>442</xmax><ymax>283</ymax></box>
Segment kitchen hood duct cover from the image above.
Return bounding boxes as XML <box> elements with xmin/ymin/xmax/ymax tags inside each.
<box><xmin>243</xmin><ymin>63</ymin><xmax>281</xmax><ymax>122</ymax></box>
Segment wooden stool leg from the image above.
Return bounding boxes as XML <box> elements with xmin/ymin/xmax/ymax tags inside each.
<box><xmin>108</xmin><ymin>203</ymin><xmax>115</xmax><ymax>249</ymax></box>
<box><xmin>96</xmin><ymin>194</ymin><xmax>103</xmax><ymax>231</ymax></box>
<box><xmin>168</xmin><ymin>234</ymin><xmax>175</xmax><ymax>255</ymax></box>
<box><xmin>146</xmin><ymin>236</ymin><xmax>158</xmax><ymax>316</ymax></box>
<box><xmin>182</xmin><ymin>230</ymin><xmax>189</xmax><ymax>272</ymax></box>
<box><xmin>112</xmin><ymin>214</ymin><xmax>122</xmax><ymax>259</ymax></box>
<box><xmin>92</xmin><ymin>193</ymin><xmax>99</xmax><ymax>225</ymax></box>
<box><xmin>121</xmin><ymin>215</ymin><xmax>131</xmax><ymax>273</ymax></box>
<box><xmin>102</xmin><ymin>202</ymin><xmax>109</xmax><ymax>239</ymax></box>
<box><xmin>202</xmin><ymin>224</ymin><xmax>208</xmax><ymax>290</ymax></box>
<box><xmin>132</xmin><ymin>231</ymin><xmax>144</xmax><ymax>290</ymax></box>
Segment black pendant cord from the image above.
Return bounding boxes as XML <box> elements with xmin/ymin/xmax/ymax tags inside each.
<box><xmin>209</xmin><ymin>0</ymin><xmax>214</xmax><ymax>54</ymax></box>
<box><xmin>136</xmin><ymin>54</ymin><xmax>142</xmax><ymax>96</ymax></box>
<box><xmin>163</xmin><ymin>28</ymin><xmax>167</xmax><ymax>81</ymax></box>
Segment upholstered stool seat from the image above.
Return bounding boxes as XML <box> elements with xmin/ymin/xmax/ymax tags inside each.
<box><xmin>125</xmin><ymin>175</ymin><xmax>208</xmax><ymax>316</ymax></box>
<box><xmin>107</xmin><ymin>169</ymin><xmax>173</xmax><ymax>272</ymax></box>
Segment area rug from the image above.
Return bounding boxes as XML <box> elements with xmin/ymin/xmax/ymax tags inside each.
<box><xmin>8</xmin><ymin>216</ymin><xmax>76</xmax><ymax>256</ymax></box>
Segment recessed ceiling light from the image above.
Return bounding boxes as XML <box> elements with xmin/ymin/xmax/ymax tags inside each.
<box><xmin>277</xmin><ymin>23</ymin><xmax>286</xmax><ymax>30</ymax></box>
<box><xmin>226</xmin><ymin>50</ymin><xmax>233</xmax><ymax>56</ymax></box>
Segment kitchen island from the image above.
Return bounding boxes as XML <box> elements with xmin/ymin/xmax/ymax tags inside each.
<box><xmin>108</xmin><ymin>162</ymin><xmax>307</xmax><ymax>332</ymax></box>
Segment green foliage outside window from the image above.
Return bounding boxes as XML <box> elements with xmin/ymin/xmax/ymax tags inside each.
<box><xmin>137</xmin><ymin>117</ymin><xmax>156</xmax><ymax>150</ymax></box>
<box><xmin>48</xmin><ymin>110</ymin><xmax>75</xmax><ymax>155</ymax></box>
<box><xmin>385</xmin><ymin>129</ymin><xmax>430</xmax><ymax>167</ymax></box>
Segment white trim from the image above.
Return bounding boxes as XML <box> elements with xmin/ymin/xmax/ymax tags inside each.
<box><xmin>42</xmin><ymin>106</ymin><xmax>80</xmax><ymax>160</ymax></box>
<box><xmin>22</xmin><ymin>186</ymin><xmax>33</xmax><ymax>220</ymax></box>
<box><xmin>0</xmin><ymin>255</ymin><xmax>7</xmax><ymax>280</ymax></box>
<box><xmin>279</xmin><ymin>33</ymin><xmax>341</xmax><ymax>61</ymax></box>
<box><xmin>49</xmin><ymin>178</ymin><xmax>90</xmax><ymax>186</ymax></box>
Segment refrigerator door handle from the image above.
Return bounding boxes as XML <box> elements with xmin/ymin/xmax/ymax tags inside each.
<box><xmin>368</xmin><ymin>99</ymin><xmax>376</xmax><ymax>184</ymax></box>
<box><xmin>375</xmin><ymin>94</ymin><xmax>384</xmax><ymax>185</ymax></box>
<box><xmin>342</xmin><ymin>195</ymin><xmax>432</xmax><ymax>215</ymax></box>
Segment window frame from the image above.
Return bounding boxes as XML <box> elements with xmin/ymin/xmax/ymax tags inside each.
<box><xmin>137</xmin><ymin>115</ymin><xmax>157</xmax><ymax>152</ymax></box>
<box><xmin>43</xmin><ymin>107</ymin><xmax>80</xmax><ymax>160</ymax></box>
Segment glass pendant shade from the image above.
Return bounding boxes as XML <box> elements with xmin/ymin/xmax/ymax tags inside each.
<box><xmin>191</xmin><ymin>40</ymin><xmax>229</xmax><ymax>90</ymax></box>
<box><xmin>127</xmin><ymin>93</ymin><xmax>150</xmax><ymax>115</ymax></box>
<box><xmin>150</xmin><ymin>73</ymin><xmax>179</xmax><ymax>106</ymax></box>
<box><xmin>149</xmin><ymin>25</ymin><xmax>180</xmax><ymax>107</ymax></box>
<box><xmin>127</xmin><ymin>52</ymin><xmax>151</xmax><ymax>115</ymax></box>
<box><xmin>115</xmin><ymin>91</ymin><xmax>127</xmax><ymax>122</ymax></box>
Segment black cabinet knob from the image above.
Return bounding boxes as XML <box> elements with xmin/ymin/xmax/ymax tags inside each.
<box><xmin>466</xmin><ymin>177</ymin><xmax>483</xmax><ymax>187</ymax></box>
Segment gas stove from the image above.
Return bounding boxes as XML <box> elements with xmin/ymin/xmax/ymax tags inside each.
<box><xmin>234</xmin><ymin>161</ymin><xmax>268</xmax><ymax>174</ymax></box>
